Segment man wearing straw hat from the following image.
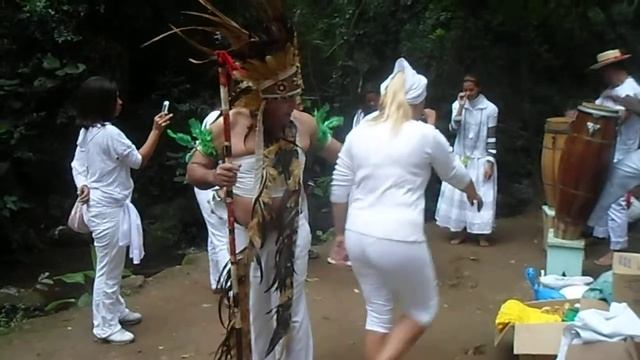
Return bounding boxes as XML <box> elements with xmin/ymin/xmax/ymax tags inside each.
<box><xmin>588</xmin><ymin>49</ymin><xmax>640</xmax><ymax>266</ymax></box>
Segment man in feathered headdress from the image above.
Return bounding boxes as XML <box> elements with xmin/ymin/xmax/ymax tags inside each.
<box><xmin>158</xmin><ymin>1</ymin><xmax>341</xmax><ymax>359</ymax></box>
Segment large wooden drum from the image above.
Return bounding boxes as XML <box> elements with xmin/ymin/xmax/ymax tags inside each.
<box><xmin>541</xmin><ymin>117</ymin><xmax>573</xmax><ymax>208</ymax></box>
<box><xmin>554</xmin><ymin>102</ymin><xmax>620</xmax><ymax>240</ymax></box>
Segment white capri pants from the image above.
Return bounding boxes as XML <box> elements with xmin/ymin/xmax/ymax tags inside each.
<box><xmin>345</xmin><ymin>230</ymin><xmax>439</xmax><ymax>333</ymax></box>
<box><xmin>588</xmin><ymin>149</ymin><xmax>640</xmax><ymax>251</ymax></box>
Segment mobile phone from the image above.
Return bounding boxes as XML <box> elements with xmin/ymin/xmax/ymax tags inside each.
<box><xmin>162</xmin><ymin>100</ymin><xmax>170</xmax><ymax>113</ymax></box>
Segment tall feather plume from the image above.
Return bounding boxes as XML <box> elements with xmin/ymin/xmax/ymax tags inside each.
<box><xmin>142</xmin><ymin>1</ymin><xmax>253</xmax><ymax>55</ymax></box>
<box><xmin>145</xmin><ymin>2</ymin><xmax>304</xmax><ymax>359</ymax></box>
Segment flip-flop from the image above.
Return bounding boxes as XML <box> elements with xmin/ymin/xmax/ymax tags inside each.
<box><xmin>450</xmin><ymin>238</ymin><xmax>466</xmax><ymax>245</ymax></box>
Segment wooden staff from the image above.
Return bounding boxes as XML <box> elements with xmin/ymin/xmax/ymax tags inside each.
<box><xmin>215</xmin><ymin>50</ymin><xmax>251</xmax><ymax>360</ymax></box>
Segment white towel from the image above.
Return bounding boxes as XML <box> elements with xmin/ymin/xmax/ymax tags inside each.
<box><xmin>118</xmin><ymin>201</ymin><xmax>144</xmax><ymax>264</ymax></box>
<box><xmin>556</xmin><ymin>302</ymin><xmax>640</xmax><ymax>360</ymax></box>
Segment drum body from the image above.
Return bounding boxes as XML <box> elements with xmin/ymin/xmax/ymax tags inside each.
<box><xmin>541</xmin><ymin>117</ymin><xmax>572</xmax><ymax>208</ymax></box>
<box><xmin>554</xmin><ymin>103</ymin><xmax>620</xmax><ymax>240</ymax></box>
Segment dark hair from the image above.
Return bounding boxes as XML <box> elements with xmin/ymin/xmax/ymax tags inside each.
<box><xmin>362</xmin><ymin>81</ymin><xmax>379</xmax><ymax>96</ymax></box>
<box><xmin>74</xmin><ymin>76</ymin><xmax>119</xmax><ymax>128</ymax></box>
<box><xmin>463</xmin><ymin>73</ymin><xmax>481</xmax><ymax>87</ymax></box>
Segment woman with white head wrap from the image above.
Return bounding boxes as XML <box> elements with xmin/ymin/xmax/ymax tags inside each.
<box><xmin>331</xmin><ymin>58</ymin><xmax>482</xmax><ymax>359</ymax></box>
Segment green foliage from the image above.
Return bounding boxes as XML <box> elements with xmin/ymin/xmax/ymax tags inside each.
<box><xmin>54</xmin><ymin>272</ymin><xmax>87</xmax><ymax>285</ymax></box>
<box><xmin>43</xmin><ymin>245</ymin><xmax>130</xmax><ymax>313</ymax></box>
<box><xmin>0</xmin><ymin>195</ymin><xmax>29</xmax><ymax>218</ymax></box>
<box><xmin>0</xmin><ymin>304</ymin><xmax>30</xmax><ymax>335</ymax></box>
<box><xmin>0</xmin><ymin>0</ymin><xmax>102</xmax><ymax>251</ymax></box>
<box><xmin>43</xmin><ymin>299</ymin><xmax>77</xmax><ymax>312</ymax></box>
<box><xmin>311</xmin><ymin>176</ymin><xmax>332</xmax><ymax>200</ymax></box>
<box><xmin>166</xmin><ymin>117</ymin><xmax>217</xmax><ymax>183</ymax></box>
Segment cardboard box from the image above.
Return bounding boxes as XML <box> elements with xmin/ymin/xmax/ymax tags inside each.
<box><xmin>613</xmin><ymin>252</ymin><xmax>640</xmax><ymax>316</ymax></box>
<box><xmin>495</xmin><ymin>299</ymin><xmax>638</xmax><ymax>359</ymax></box>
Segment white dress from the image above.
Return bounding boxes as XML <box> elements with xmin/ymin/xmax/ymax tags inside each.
<box><xmin>435</xmin><ymin>94</ymin><xmax>498</xmax><ymax>234</ymax></box>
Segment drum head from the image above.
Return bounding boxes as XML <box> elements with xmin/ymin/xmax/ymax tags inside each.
<box><xmin>545</xmin><ymin>117</ymin><xmax>572</xmax><ymax>133</ymax></box>
<box><xmin>546</xmin><ymin>117</ymin><xmax>572</xmax><ymax>124</ymax></box>
<box><xmin>578</xmin><ymin>102</ymin><xmax>622</xmax><ymax>118</ymax></box>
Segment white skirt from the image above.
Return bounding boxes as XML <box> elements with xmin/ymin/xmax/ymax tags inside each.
<box><xmin>435</xmin><ymin>156</ymin><xmax>497</xmax><ymax>234</ymax></box>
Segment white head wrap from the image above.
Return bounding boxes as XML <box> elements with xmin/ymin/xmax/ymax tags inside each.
<box><xmin>379</xmin><ymin>58</ymin><xmax>428</xmax><ymax>105</ymax></box>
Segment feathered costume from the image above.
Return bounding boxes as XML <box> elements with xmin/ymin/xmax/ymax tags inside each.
<box><xmin>144</xmin><ymin>1</ymin><xmax>307</xmax><ymax>359</ymax></box>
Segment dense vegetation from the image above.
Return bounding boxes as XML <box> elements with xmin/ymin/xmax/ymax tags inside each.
<box><xmin>1</xmin><ymin>0</ymin><xmax>639</xmax><ymax>259</ymax></box>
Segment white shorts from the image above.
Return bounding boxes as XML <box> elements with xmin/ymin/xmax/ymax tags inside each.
<box><xmin>345</xmin><ymin>230</ymin><xmax>439</xmax><ymax>333</ymax></box>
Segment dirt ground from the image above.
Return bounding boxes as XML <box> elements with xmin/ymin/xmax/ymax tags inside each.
<box><xmin>0</xmin><ymin>211</ymin><xmax>622</xmax><ymax>360</ymax></box>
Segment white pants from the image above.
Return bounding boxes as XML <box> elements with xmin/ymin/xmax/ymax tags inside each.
<box><xmin>592</xmin><ymin>197</ymin><xmax>628</xmax><ymax>250</ymax></box>
<box><xmin>345</xmin><ymin>230</ymin><xmax>439</xmax><ymax>333</ymax></box>
<box><xmin>588</xmin><ymin>150</ymin><xmax>640</xmax><ymax>250</ymax></box>
<box><xmin>233</xmin><ymin>218</ymin><xmax>313</xmax><ymax>360</ymax></box>
<box><xmin>194</xmin><ymin>188</ymin><xmax>230</xmax><ymax>289</ymax></box>
<box><xmin>85</xmin><ymin>205</ymin><xmax>129</xmax><ymax>339</ymax></box>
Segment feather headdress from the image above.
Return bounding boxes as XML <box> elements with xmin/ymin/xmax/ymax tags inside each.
<box><xmin>145</xmin><ymin>2</ymin><xmax>305</xmax><ymax>359</ymax></box>
<box><xmin>144</xmin><ymin>0</ymin><xmax>303</xmax><ymax>109</ymax></box>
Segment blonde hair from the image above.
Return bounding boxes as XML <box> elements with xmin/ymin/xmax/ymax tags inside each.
<box><xmin>372</xmin><ymin>72</ymin><xmax>412</xmax><ymax>133</ymax></box>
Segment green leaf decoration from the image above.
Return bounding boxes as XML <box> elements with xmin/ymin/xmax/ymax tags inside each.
<box><xmin>167</xmin><ymin>129</ymin><xmax>195</xmax><ymax>147</ymax></box>
<box><xmin>167</xmin><ymin>118</ymin><xmax>217</xmax><ymax>160</ymax></box>
<box><xmin>313</xmin><ymin>103</ymin><xmax>344</xmax><ymax>147</ymax></box>
<box><xmin>188</xmin><ymin>118</ymin><xmax>201</xmax><ymax>135</ymax></box>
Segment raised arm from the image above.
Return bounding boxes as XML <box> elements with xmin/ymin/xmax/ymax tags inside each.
<box><xmin>450</xmin><ymin>93</ymin><xmax>466</xmax><ymax>132</ymax></box>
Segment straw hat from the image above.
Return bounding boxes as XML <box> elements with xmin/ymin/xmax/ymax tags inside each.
<box><xmin>589</xmin><ymin>49</ymin><xmax>632</xmax><ymax>70</ymax></box>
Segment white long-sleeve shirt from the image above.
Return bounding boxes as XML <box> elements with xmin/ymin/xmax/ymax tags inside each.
<box><xmin>331</xmin><ymin>118</ymin><xmax>471</xmax><ymax>242</ymax></box>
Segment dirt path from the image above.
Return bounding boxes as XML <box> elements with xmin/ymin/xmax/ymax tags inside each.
<box><xmin>0</xmin><ymin>212</ymin><xmax>615</xmax><ymax>360</ymax></box>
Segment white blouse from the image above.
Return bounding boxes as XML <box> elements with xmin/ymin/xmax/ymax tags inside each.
<box><xmin>331</xmin><ymin>117</ymin><xmax>471</xmax><ymax>241</ymax></box>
